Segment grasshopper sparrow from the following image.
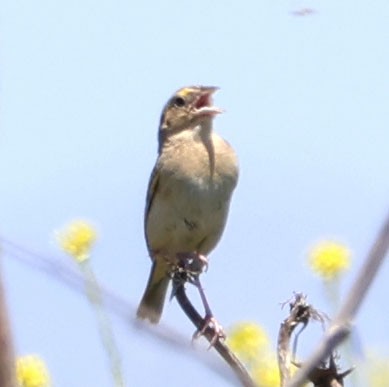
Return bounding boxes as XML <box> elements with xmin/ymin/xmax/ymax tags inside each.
<box><xmin>137</xmin><ymin>86</ymin><xmax>239</xmax><ymax>323</ymax></box>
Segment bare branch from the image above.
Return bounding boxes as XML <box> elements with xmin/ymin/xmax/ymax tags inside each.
<box><xmin>287</xmin><ymin>213</ymin><xmax>389</xmax><ymax>386</ymax></box>
<box><xmin>278</xmin><ymin>293</ymin><xmax>326</xmax><ymax>386</ymax></box>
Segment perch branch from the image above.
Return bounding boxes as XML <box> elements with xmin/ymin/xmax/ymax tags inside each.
<box><xmin>174</xmin><ymin>277</ymin><xmax>256</xmax><ymax>387</ymax></box>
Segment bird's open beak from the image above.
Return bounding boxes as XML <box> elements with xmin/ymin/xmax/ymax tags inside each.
<box><xmin>193</xmin><ymin>86</ymin><xmax>223</xmax><ymax>116</ymax></box>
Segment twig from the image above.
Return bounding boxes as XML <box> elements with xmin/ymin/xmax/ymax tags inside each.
<box><xmin>287</xmin><ymin>213</ymin><xmax>389</xmax><ymax>387</ymax></box>
<box><xmin>278</xmin><ymin>293</ymin><xmax>324</xmax><ymax>386</ymax></box>
<box><xmin>0</xmin><ymin>264</ymin><xmax>16</xmax><ymax>387</ymax></box>
<box><xmin>174</xmin><ymin>279</ymin><xmax>256</xmax><ymax>387</ymax></box>
<box><xmin>294</xmin><ymin>354</ymin><xmax>353</xmax><ymax>386</ymax></box>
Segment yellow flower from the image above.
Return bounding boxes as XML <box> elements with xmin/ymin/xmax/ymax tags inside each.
<box><xmin>16</xmin><ymin>355</ymin><xmax>51</xmax><ymax>387</ymax></box>
<box><xmin>308</xmin><ymin>241</ymin><xmax>351</xmax><ymax>280</ymax></box>
<box><xmin>57</xmin><ymin>220</ymin><xmax>97</xmax><ymax>262</ymax></box>
<box><xmin>252</xmin><ymin>356</ymin><xmax>280</xmax><ymax>387</ymax></box>
<box><xmin>227</xmin><ymin>322</ymin><xmax>270</xmax><ymax>363</ymax></box>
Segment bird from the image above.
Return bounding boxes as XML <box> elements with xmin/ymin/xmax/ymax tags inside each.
<box><xmin>137</xmin><ymin>86</ymin><xmax>239</xmax><ymax>324</ymax></box>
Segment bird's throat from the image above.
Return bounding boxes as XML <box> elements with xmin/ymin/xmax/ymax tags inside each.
<box><xmin>196</xmin><ymin>122</ymin><xmax>215</xmax><ymax>179</ymax></box>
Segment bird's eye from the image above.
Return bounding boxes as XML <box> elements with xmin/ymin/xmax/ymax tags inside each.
<box><xmin>173</xmin><ymin>96</ymin><xmax>186</xmax><ymax>107</ymax></box>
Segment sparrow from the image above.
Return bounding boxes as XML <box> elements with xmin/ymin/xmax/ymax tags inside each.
<box><xmin>137</xmin><ymin>86</ymin><xmax>239</xmax><ymax>323</ymax></box>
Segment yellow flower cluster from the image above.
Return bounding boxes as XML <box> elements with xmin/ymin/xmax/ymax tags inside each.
<box><xmin>16</xmin><ymin>355</ymin><xmax>51</xmax><ymax>387</ymax></box>
<box><xmin>252</xmin><ymin>356</ymin><xmax>281</xmax><ymax>387</ymax></box>
<box><xmin>228</xmin><ymin>322</ymin><xmax>269</xmax><ymax>363</ymax></box>
<box><xmin>57</xmin><ymin>220</ymin><xmax>97</xmax><ymax>262</ymax></box>
<box><xmin>308</xmin><ymin>241</ymin><xmax>351</xmax><ymax>280</ymax></box>
<box><xmin>227</xmin><ymin>322</ymin><xmax>280</xmax><ymax>387</ymax></box>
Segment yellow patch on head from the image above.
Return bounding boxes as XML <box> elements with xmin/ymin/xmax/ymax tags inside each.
<box><xmin>176</xmin><ymin>87</ymin><xmax>196</xmax><ymax>98</ymax></box>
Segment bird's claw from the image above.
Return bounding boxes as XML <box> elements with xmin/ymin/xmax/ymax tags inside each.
<box><xmin>175</xmin><ymin>252</ymin><xmax>208</xmax><ymax>277</ymax></box>
<box><xmin>197</xmin><ymin>254</ymin><xmax>209</xmax><ymax>272</ymax></box>
<box><xmin>192</xmin><ymin>316</ymin><xmax>226</xmax><ymax>348</ymax></box>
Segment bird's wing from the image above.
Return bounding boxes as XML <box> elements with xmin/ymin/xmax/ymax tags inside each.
<box><xmin>144</xmin><ymin>161</ymin><xmax>161</xmax><ymax>252</ymax></box>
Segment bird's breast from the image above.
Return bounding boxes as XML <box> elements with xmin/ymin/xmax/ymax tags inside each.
<box><xmin>146</xmin><ymin>130</ymin><xmax>238</xmax><ymax>256</ymax></box>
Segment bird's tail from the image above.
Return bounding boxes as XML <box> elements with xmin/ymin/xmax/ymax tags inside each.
<box><xmin>136</xmin><ymin>259</ymin><xmax>170</xmax><ymax>323</ymax></box>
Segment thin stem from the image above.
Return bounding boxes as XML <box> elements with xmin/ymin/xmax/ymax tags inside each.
<box><xmin>0</xmin><ymin>263</ymin><xmax>16</xmax><ymax>387</ymax></box>
<box><xmin>80</xmin><ymin>262</ymin><xmax>125</xmax><ymax>387</ymax></box>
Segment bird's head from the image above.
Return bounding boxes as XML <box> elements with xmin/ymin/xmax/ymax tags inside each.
<box><xmin>159</xmin><ymin>86</ymin><xmax>222</xmax><ymax>135</ymax></box>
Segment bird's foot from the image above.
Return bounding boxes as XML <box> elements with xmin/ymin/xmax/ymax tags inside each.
<box><xmin>193</xmin><ymin>315</ymin><xmax>226</xmax><ymax>348</ymax></box>
<box><xmin>197</xmin><ymin>254</ymin><xmax>209</xmax><ymax>272</ymax></box>
<box><xmin>175</xmin><ymin>252</ymin><xmax>208</xmax><ymax>278</ymax></box>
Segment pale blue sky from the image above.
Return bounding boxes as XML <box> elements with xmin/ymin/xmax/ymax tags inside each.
<box><xmin>1</xmin><ymin>1</ymin><xmax>388</xmax><ymax>386</ymax></box>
